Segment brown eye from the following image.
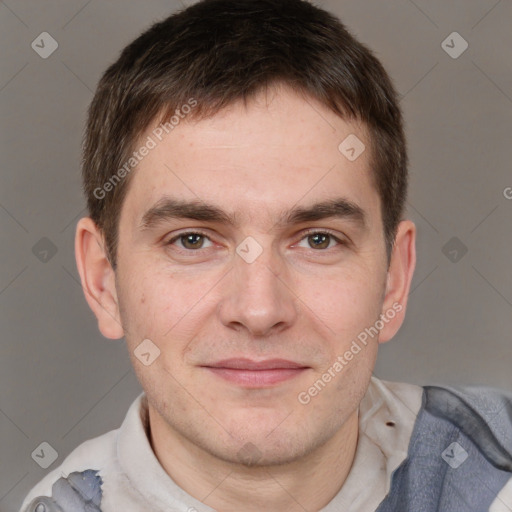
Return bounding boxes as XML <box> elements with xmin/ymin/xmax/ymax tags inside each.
<box><xmin>167</xmin><ymin>232</ymin><xmax>213</xmax><ymax>250</ymax></box>
<box><xmin>308</xmin><ymin>233</ymin><xmax>331</xmax><ymax>249</ymax></box>
<box><xmin>181</xmin><ymin>233</ymin><xmax>205</xmax><ymax>249</ymax></box>
<box><xmin>297</xmin><ymin>231</ymin><xmax>344</xmax><ymax>251</ymax></box>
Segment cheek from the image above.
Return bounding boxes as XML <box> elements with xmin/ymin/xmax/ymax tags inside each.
<box><xmin>117</xmin><ymin>267</ymin><xmax>171</xmax><ymax>344</ymax></box>
<box><xmin>302</xmin><ymin>265</ymin><xmax>385</xmax><ymax>337</ymax></box>
<box><xmin>118</xmin><ymin>265</ymin><xmax>216</xmax><ymax>348</ymax></box>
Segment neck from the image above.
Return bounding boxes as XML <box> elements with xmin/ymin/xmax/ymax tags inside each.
<box><xmin>148</xmin><ymin>406</ymin><xmax>359</xmax><ymax>512</ymax></box>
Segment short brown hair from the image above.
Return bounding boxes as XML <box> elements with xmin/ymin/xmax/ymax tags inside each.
<box><xmin>82</xmin><ymin>0</ymin><xmax>408</xmax><ymax>268</ymax></box>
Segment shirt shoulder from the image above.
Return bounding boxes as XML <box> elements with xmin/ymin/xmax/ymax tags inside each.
<box><xmin>376</xmin><ymin>380</ymin><xmax>512</xmax><ymax>512</ymax></box>
<box><xmin>423</xmin><ymin>381</ymin><xmax>512</xmax><ymax>462</ymax></box>
<box><xmin>19</xmin><ymin>428</ymin><xmax>118</xmax><ymax>512</ymax></box>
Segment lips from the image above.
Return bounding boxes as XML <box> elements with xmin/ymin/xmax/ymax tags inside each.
<box><xmin>206</xmin><ymin>358</ymin><xmax>307</xmax><ymax>370</ymax></box>
<box><xmin>202</xmin><ymin>358</ymin><xmax>309</xmax><ymax>387</ymax></box>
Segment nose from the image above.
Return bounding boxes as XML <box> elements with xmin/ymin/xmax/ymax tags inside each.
<box><xmin>217</xmin><ymin>239</ymin><xmax>298</xmax><ymax>337</ymax></box>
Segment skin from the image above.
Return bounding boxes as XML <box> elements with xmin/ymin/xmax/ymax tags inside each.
<box><xmin>75</xmin><ymin>83</ymin><xmax>416</xmax><ymax>511</ymax></box>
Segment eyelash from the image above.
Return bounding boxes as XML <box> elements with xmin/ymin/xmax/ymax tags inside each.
<box><xmin>165</xmin><ymin>229</ymin><xmax>347</xmax><ymax>252</ymax></box>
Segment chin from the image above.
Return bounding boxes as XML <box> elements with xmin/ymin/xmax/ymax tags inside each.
<box><xmin>210</xmin><ymin>415</ymin><xmax>333</xmax><ymax>467</ymax></box>
<box><xmin>210</xmin><ymin>435</ymin><xmax>313</xmax><ymax>468</ymax></box>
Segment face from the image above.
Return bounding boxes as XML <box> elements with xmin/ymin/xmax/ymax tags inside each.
<box><xmin>85</xmin><ymin>84</ymin><xmax>411</xmax><ymax>466</ymax></box>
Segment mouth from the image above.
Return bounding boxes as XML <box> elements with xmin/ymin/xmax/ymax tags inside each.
<box><xmin>201</xmin><ymin>358</ymin><xmax>310</xmax><ymax>387</ymax></box>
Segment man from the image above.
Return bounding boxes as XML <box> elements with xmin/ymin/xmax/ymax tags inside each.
<box><xmin>20</xmin><ymin>0</ymin><xmax>512</xmax><ymax>511</ymax></box>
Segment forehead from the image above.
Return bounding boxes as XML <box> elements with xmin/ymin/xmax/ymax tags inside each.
<box><xmin>120</xmin><ymin>85</ymin><xmax>381</xmax><ymax>231</ymax></box>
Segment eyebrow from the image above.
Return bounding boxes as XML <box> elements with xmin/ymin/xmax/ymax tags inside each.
<box><xmin>139</xmin><ymin>196</ymin><xmax>367</xmax><ymax>232</ymax></box>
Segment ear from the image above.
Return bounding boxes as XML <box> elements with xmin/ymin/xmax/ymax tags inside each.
<box><xmin>378</xmin><ymin>220</ymin><xmax>416</xmax><ymax>344</ymax></box>
<box><xmin>74</xmin><ymin>217</ymin><xmax>124</xmax><ymax>339</ymax></box>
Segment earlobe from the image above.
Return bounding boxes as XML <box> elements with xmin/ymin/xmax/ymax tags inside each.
<box><xmin>74</xmin><ymin>217</ymin><xmax>124</xmax><ymax>340</ymax></box>
<box><xmin>378</xmin><ymin>220</ymin><xmax>417</xmax><ymax>344</ymax></box>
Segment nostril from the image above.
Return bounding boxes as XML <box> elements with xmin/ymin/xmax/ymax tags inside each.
<box><xmin>386</xmin><ymin>421</ymin><xmax>396</xmax><ymax>427</ymax></box>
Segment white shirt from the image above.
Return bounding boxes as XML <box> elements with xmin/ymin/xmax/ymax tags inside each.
<box><xmin>20</xmin><ymin>376</ymin><xmax>512</xmax><ymax>511</ymax></box>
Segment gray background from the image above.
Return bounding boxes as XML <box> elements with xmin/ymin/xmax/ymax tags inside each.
<box><xmin>1</xmin><ymin>0</ymin><xmax>511</xmax><ymax>510</ymax></box>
